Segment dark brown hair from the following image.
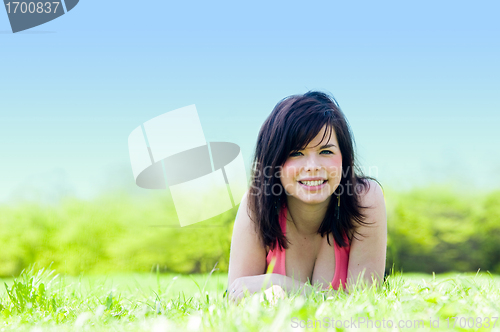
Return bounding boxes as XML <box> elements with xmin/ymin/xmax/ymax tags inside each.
<box><xmin>247</xmin><ymin>91</ymin><xmax>381</xmax><ymax>252</ymax></box>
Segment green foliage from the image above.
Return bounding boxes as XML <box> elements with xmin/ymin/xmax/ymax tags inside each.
<box><xmin>0</xmin><ymin>185</ymin><xmax>499</xmax><ymax>277</ymax></box>
<box><xmin>0</xmin><ymin>191</ymin><xmax>235</xmax><ymax>277</ymax></box>
<box><xmin>386</xmin><ymin>185</ymin><xmax>500</xmax><ymax>274</ymax></box>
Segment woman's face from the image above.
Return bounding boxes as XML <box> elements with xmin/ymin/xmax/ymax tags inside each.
<box><xmin>279</xmin><ymin>125</ymin><xmax>342</xmax><ymax>205</ymax></box>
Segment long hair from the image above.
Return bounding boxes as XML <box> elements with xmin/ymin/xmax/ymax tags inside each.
<box><xmin>247</xmin><ymin>91</ymin><xmax>381</xmax><ymax>252</ymax></box>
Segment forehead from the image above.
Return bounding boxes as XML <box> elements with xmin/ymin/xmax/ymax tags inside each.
<box><xmin>303</xmin><ymin>125</ymin><xmax>338</xmax><ymax>148</ymax></box>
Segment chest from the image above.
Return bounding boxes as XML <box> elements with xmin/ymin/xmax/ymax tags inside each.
<box><xmin>284</xmin><ymin>232</ymin><xmax>337</xmax><ymax>287</ymax></box>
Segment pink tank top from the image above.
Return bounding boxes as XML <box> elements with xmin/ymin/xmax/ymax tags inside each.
<box><xmin>266</xmin><ymin>203</ymin><xmax>351</xmax><ymax>290</ymax></box>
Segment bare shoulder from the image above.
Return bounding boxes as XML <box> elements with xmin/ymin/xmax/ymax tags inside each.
<box><xmin>357</xmin><ymin>179</ymin><xmax>385</xmax><ymax>210</ymax></box>
<box><xmin>350</xmin><ymin>178</ymin><xmax>386</xmax><ymax>236</ymax></box>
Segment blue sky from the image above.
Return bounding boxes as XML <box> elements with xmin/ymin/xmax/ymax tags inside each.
<box><xmin>1</xmin><ymin>0</ymin><xmax>499</xmax><ymax>205</ymax></box>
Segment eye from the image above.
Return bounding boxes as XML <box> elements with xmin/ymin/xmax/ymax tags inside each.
<box><xmin>290</xmin><ymin>150</ymin><xmax>333</xmax><ymax>157</ymax></box>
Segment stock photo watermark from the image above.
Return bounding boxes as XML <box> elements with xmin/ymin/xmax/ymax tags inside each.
<box><xmin>291</xmin><ymin>316</ymin><xmax>498</xmax><ymax>329</ymax></box>
<box><xmin>128</xmin><ymin>104</ymin><xmax>247</xmax><ymax>227</ymax></box>
<box><xmin>249</xmin><ymin>162</ymin><xmax>379</xmax><ymax>197</ymax></box>
<box><xmin>3</xmin><ymin>0</ymin><xmax>79</xmax><ymax>33</ymax></box>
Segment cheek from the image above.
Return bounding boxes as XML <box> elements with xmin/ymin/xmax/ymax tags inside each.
<box><xmin>281</xmin><ymin>160</ymin><xmax>300</xmax><ymax>181</ymax></box>
<box><xmin>327</xmin><ymin>156</ymin><xmax>343</xmax><ymax>178</ymax></box>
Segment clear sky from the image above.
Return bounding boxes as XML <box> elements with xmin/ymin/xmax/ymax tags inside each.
<box><xmin>1</xmin><ymin>0</ymin><xmax>499</xmax><ymax>205</ymax></box>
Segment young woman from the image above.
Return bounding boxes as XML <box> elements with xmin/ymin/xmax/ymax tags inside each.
<box><xmin>226</xmin><ymin>91</ymin><xmax>387</xmax><ymax>304</ymax></box>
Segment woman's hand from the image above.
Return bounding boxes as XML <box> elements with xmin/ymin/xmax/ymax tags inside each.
<box><xmin>227</xmin><ymin>274</ymin><xmax>279</xmax><ymax>304</ymax></box>
<box><xmin>261</xmin><ymin>285</ymin><xmax>286</xmax><ymax>305</ymax></box>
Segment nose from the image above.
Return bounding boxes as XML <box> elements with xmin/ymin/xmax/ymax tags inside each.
<box><xmin>304</xmin><ymin>155</ymin><xmax>321</xmax><ymax>172</ymax></box>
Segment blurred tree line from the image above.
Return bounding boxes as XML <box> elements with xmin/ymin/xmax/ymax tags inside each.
<box><xmin>386</xmin><ymin>186</ymin><xmax>500</xmax><ymax>274</ymax></box>
<box><xmin>0</xmin><ymin>186</ymin><xmax>499</xmax><ymax>277</ymax></box>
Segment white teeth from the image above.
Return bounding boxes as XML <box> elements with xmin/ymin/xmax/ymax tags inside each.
<box><xmin>299</xmin><ymin>180</ymin><xmax>325</xmax><ymax>186</ymax></box>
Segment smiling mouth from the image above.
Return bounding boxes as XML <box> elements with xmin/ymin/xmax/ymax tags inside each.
<box><xmin>298</xmin><ymin>180</ymin><xmax>327</xmax><ymax>187</ymax></box>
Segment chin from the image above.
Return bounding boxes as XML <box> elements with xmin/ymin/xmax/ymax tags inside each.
<box><xmin>293</xmin><ymin>193</ymin><xmax>331</xmax><ymax>205</ymax></box>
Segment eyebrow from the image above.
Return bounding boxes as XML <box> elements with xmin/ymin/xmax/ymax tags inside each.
<box><xmin>319</xmin><ymin>144</ymin><xmax>336</xmax><ymax>149</ymax></box>
<box><xmin>299</xmin><ymin>143</ymin><xmax>337</xmax><ymax>150</ymax></box>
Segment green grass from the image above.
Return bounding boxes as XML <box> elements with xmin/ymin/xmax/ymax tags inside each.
<box><xmin>0</xmin><ymin>267</ymin><xmax>499</xmax><ymax>331</ymax></box>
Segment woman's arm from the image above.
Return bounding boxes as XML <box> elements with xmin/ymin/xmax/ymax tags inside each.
<box><xmin>226</xmin><ymin>190</ymin><xmax>268</xmax><ymax>290</ymax></box>
<box><xmin>346</xmin><ymin>180</ymin><xmax>387</xmax><ymax>292</ymax></box>
<box><xmin>276</xmin><ymin>274</ymin><xmax>315</xmax><ymax>296</ymax></box>
<box><xmin>227</xmin><ymin>190</ymin><xmax>315</xmax><ymax>303</ymax></box>
<box><xmin>227</xmin><ymin>273</ymin><xmax>317</xmax><ymax>303</ymax></box>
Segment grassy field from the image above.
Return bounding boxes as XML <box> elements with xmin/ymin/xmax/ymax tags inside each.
<box><xmin>0</xmin><ymin>267</ymin><xmax>499</xmax><ymax>331</ymax></box>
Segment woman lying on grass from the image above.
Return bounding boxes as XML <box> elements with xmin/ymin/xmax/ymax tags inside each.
<box><xmin>226</xmin><ymin>91</ymin><xmax>387</xmax><ymax>304</ymax></box>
